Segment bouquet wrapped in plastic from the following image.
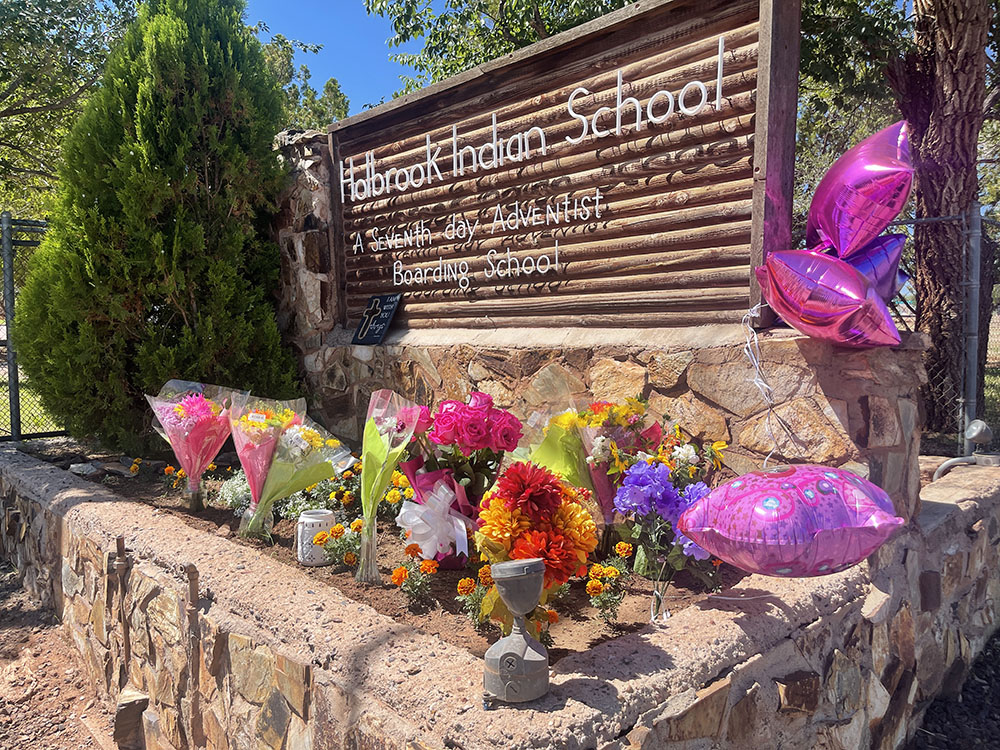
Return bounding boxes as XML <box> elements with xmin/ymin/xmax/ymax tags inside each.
<box><xmin>147</xmin><ymin>380</ymin><xmax>236</xmax><ymax>511</ymax></box>
<box><xmin>356</xmin><ymin>390</ymin><xmax>420</xmax><ymax>582</ymax></box>
<box><xmin>247</xmin><ymin>415</ymin><xmax>355</xmax><ymax>537</ymax></box>
<box><xmin>229</xmin><ymin>394</ymin><xmax>306</xmax><ymax>539</ymax></box>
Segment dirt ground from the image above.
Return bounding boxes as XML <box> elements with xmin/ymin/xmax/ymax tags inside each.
<box><xmin>0</xmin><ymin>562</ymin><xmax>114</xmax><ymax>750</ymax></box>
<box><xmin>18</xmin><ymin>437</ymin><xmax>744</xmax><ymax>662</ymax></box>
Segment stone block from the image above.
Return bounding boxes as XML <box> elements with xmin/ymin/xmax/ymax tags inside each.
<box><xmin>257</xmin><ymin>689</ymin><xmax>291</xmax><ymax>750</ymax></box>
<box><xmin>147</xmin><ymin>591</ymin><xmax>183</xmax><ymax>645</ymax></box>
<box><xmin>649</xmin><ymin>391</ymin><xmax>729</xmax><ymax>442</ymax></box>
<box><xmin>867</xmin><ymin>396</ymin><xmax>903</xmax><ymax>448</ymax></box>
<box><xmin>114</xmin><ymin>687</ymin><xmax>149</xmax><ymax>749</ymax></box>
<box><xmin>646</xmin><ymin>350</ymin><xmax>692</xmax><ymax>390</ymax></box>
<box><xmin>867</xmin><ymin>675</ymin><xmax>890</xmax><ymax>725</ymax></box>
<box><xmin>737</xmin><ymin>398</ymin><xmax>853</xmax><ymax>464</ymax></box>
<box><xmin>275</xmin><ymin>653</ymin><xmax>311</xmax><ymax>719</ymax></box>
<box><xmin>476</xmin><ymin>380</ymin><xmax>515</xmax><ymax>408</ymax></box>
<box><xmin>203</xmin><ymin>706</ymin><xmax>229</xmax><ymax>750</ymax></box>
<box><xmin>776</xmin><ymin>671</ymin><xmax>821</xmax><ymax>713</ymax></box>
<box><xmin>861</xmin><ymin>585</ymin><xmax>893</xmax><ymax>625</ymax></box>
<box><xmin>688</xmin><ymin>357</ymin><xmax>815</xmax><ymax>418</ymax></box>
<box><xmin>524</xmin><ymin>363</ymin><xmax>586</xmax><ymax>405</ymax></box>
<box><xmin>648</xmin><ymin>678</ymin><xmax>730</xmax><ymax>742</ymax></box>
<box><xmin>725</xmin><ymin>682</ymin><xmax>758</xmax><ymax>742</ymax></box>
<box><xmin>826</xmin><ymin>649</ymin><xmax>862</xmax><ymax>719</ymax></box>
<box><xmin>228</xmin><ymin>633</ymin><xmax>275</xmax><ymax>705</ymax></box>
<box><xmin>588</xmin><ymin>358</ymin><xmax>646</xmax><ymax>402</ymax></box>
<box><xmin>918</xmin><ymin>570</ymin><xmax>941</xmax><ymax>612</ymax></box>
<box><xmin>287</xmin><ymin>713</ymin><xmax>314</xmax><ymax>750</ymax></box>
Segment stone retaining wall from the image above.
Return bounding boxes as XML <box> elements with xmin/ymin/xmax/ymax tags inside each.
<box><xmin>3</xmin><ymin>447</ymin><xmax>999</xmax><ymax>750</ymax></box>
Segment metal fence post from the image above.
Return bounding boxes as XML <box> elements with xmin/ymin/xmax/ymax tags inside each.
<box><xmin>1</xmin><ymin>211</ymin><xmax>20</xmax><ymax>442</ymax></box>
<box><xmin>965</xmin><ymin>200</ymin><xmax>982</xmax><ymax>455</ymax></box>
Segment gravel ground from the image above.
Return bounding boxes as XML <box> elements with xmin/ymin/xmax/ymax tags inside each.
<box><xmin>0</xmin><ymin>563</ymin><xmax>114</xmax><ymax>750</ymax></box>
<box><xmin>909</xmin><ymin>631</ymin><xmax>1000</xmax><ymax>749</ymax></box>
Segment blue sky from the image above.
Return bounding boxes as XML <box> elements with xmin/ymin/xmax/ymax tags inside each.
<box><xmin>244</xmin><ymin>0</ymin><xmax>420</xmax><ymax>115</ymax></box>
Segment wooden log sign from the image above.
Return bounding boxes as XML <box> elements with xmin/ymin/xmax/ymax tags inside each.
<box><xmin>328</xmin><ymin>0</ymin><xmax>800</xmax><ymax>330</ymax></box>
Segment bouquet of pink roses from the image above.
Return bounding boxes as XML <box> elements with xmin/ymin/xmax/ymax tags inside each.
<box><xmin>147</xmin><ymin>380</ymin><xmax>237</xmax><ymax>511</ymax></box>
<box><xmin>415</xmin><ymin>391</ymin><xmax>523</xmax><ymax>508</ymax></box>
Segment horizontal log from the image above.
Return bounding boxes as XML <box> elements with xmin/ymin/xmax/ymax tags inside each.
<box><xmin>348</xmin><ymin>264</ymin><xmax>750</xmax><ymax>304</ymax></box>
<box><xmin>341</xmin><ymin>39</ymin><xmax>759</xmax><ymax>175</ymax></box>
<box><xmin>337</xmin><ymin>4</ymin><xmax>759</xmax><ymax>152</ymax></box>
<box><xmin>343</xmin><ymin>167</ymin><xmax>753</xmax><ymax>234</ymax></box>
<box><xmin>349</xmin><ymin>287</ymin><xmax>750</xmax><ymax>320</ymax></box>
<box><xmin>391</xmin><ymin>308</ymin><xmax>747</xmax><ymax>328</ymax></box>
<box><xmin>344</xmin><ymin>99</ymin><xmax>756</xmax><ymax>221</ymax></box>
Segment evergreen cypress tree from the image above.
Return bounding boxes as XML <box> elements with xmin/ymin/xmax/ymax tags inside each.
<box><xmin>16</xmin><ymin>0</ymin><xmax>299</xmax><ymax>452</ymax></box>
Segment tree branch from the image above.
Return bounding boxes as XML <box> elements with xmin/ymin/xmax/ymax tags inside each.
<box><xmin>0</xmin><ymin>73</ymin><xmax>99</xmax><ymax>119</ymax></box>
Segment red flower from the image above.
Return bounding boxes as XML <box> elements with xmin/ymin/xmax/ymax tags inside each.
<box><xmin>511</xmin><ymin>529</ymin><xmax>580</xmax><ymax>588</ymax></box>
<box><xmin>494</xmin><ymin>462</ymin><xmax>563</xmax><ymax>521</ymax></box>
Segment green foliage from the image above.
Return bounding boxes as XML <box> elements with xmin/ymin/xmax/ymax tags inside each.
<box><xmin>16</xmin><ymin>0</ymin><xmax>300</xmax><ymax>453</ymax></box>
<box><xmin>365</xmin><ymin>0</ymin><xmax>633</xmax><ymax>94</ymax></box>
<box><xmin>0</xmin><ymin>0</ymin><xmax>133</xmax><ymax>210</ymax></box>
<box><xmin>258</xmin><ymin>30</ymin><xmax>350</xmax><ymax>129</ymax></box>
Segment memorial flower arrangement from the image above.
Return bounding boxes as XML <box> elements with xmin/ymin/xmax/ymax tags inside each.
<box><xmin>586</xmin><ymin>544</ymin><xmax>633</xmax><ymax>626</ymax></box>
<box><xmin>147</xmin><ymin>380</ymin><xmax>235</xmax><ymax>511</ymax></box>
<box><xmin>612</xmin><ymin>428</ymin><xmax>727</xmax><ymax>622</ymax></box>
<box><xmin>356</xmin><ymin>390</ymin><xmax>420</xmax><ymax>582</ymax></box>
<box><xmin>474</xmin><ymin>461</ymin><xmax>598</xmax><ymax>633</ymax></box>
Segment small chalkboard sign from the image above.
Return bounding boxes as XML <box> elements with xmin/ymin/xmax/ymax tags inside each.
<box><xmin>351</xmin><ymin>293</ymin><xmax>402</xmax><ymax>345</ymax></box>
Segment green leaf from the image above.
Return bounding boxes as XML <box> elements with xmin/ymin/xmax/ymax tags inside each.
<box><xmin>633</xmin><ymin>545</ymin><xmax>649</xmax><ymax>577</ymax></box>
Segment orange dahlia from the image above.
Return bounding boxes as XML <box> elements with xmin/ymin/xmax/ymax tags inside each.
<box><xmin>543</xmin><ymin>499</ymin><xmax>598</xmax><ymax>564</ymax></box>
<box><xmin>511</xmin><ymin>529</ymin><xmax>581</xmax><ymax>588</ymax></box>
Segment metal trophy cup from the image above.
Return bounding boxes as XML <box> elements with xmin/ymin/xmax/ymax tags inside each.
<box><xmin>483</xmin><ymin>558</ymin><xmax>549</xmax><ymax>703</ymax></box>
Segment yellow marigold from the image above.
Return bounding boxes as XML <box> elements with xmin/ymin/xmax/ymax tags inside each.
<box><xmin>342</xmin><ymin>491</ymin><xmax>355</xmax><ymax>507</ymax></box>
<box><xmin>405</xmin><ymin>543</ymin><xmax>422</xmax><ymax>558</ymax></box>
<box><xmin>343</xmin><ymin>551</ymin><xmax>357</xmax><ymax>566</ymax></box>
<box><xmin>391</xmin><ymin>566</ymin><xmax>408</xmax><ymax>586</ymax></box>
<box><xmin>403</xmin><ymin>487</ymin><xmax>415</xmax><ymax>500</ymax></box>
<box><xmin>586</xmin><ymin>579</ymin><xmax>604</xmax><ymax>597</ymax></box>
<box><xmin>325</xmin><ymin>438</ymin><xmax>341</xmax><ymax>448</ymax></box>
<box><xmin>305</xmin><ymin>483</ymin><xmax>317</xmax><ymax>493</ymax></box>
<box><xmin>129</xmin><ymin>464</ymin><xmax>139</xmax><ymax>475</ymax></box>
<box><xmin>133</xmin><ymin>457</ymin><xmax>143</xmax><ymax>465</ymax></box>
<box><xmin>457</xmin><ymin>577</ymin><xmax>476</xmax><ymax>596</ymax></box>
<box><xmin>604</xmin><ymin>567</ymin><xmax>620</xmax><ymax>580</ymax></box>
<box><xmin>342</xmin><ymin>470</ymin><xmax>353</xmax><ymax>479</ymax></box>
<box><xmin>226</xmin><ymin>466</ymin><xmax>232</xmax><ymax>472</ymax></box>
<box><xmin>477</xmin><ymin>497</ymin><xmax>532</xmax><ymax>554</ymax></box>
<box><xmin>478</xmin><ymin>566</ymin><xmax>494</xmax><ymax>587</ymax></box>
<box><xmin>177</xmin><ymin>469</ymin><xmax>187</xmax><ymax>478</ymax></box>
<box><xmin>391</xmin><ymin>471</ymin><xmax>405</xmax><ymax>487</ymax></box>
<box><xmin>396</xmin><ymin>473</ymin><xmax>410</xmax><ymax>489</ymax></box>
<box><xmin>544</xmin><ymin>500</ymin><xmax>598</xmax><ymax>562</ymax></box>
<box><xmin>207</xmin><ymin>463</ymin><xmax>216</xmax><ymax>471</ymax></box>
<box><xmin>350</xmin><ymin>519</ymin><xmax>363</xmax><ymax>533</ymax></box>
<box><xmin>164</xmin><ymin>466</ymin><xmax>175</xmax><ymax>476</ymax></box>
<box><xmin>589</xmin><ymin>564</ymin><xmax>604</xmax><ymax>579</ymax></box>
<box><xmin>419</xmin><ymin>559</ymin><xmax>439</xmax><ymax>575</ymax></box>
<box><xmin>329</xmin><ymin>524</ymin><xmax>345</xmax><ymax>540</ymax></box>
<box><xmin>386</xmin><ymin>489</ymin><xmax>402</xmax><ymax>504</ymax></box>
<box><xmin>546</xmin><ymin>609</ymin><xmax>559</xmax><ymax>624</ymax></box>
<box><xmin>312</xmin><ymin>531</ymin><xmax>330</xmax><ymax>546</ymax></box>
<box><xmin>615</xmin><ymin>542</ymin><xmax>633</xmax><ymax>558</ymax></box>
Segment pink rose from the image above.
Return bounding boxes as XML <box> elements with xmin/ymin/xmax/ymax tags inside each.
<box><xmin>488</xmin><ymin>409</ymin><xmax>523</xmax><ymax>453</ymax></box>
<box><xmin>437</xmin><ymin>400</ymin><xmax>464</xmax><ymax>415</ymax></box>
<box><xmin>414</xmin><ymin>405</ymin><xmax>434</xmax><ymax>435</ymax></box>
<box><xmin>429</xmin><ymin>411</ymin><xmax>460</xmax><ymax>445</ymax></box>
<box><xmin>398</xmin><ymin>405</ymin><xmax>435</xmax><ymax>436</ymax></box>
<box><xmin>457</xmin><ymin>409</ymin><xmax>491</xmax><ymax>453</ymax></box>
<box><xmin>468</xmin><ymin>391</ymin><xmax>494</xmax><ymax>410</ymax></box>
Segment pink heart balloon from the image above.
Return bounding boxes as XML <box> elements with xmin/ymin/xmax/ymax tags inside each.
<box><xmin>676</xmin><ymin>464</ymin><xmax>904</xmax><ymax>577</ymax></box>
<box><xmin>845</xmin><ymin>234</ymin><xmax>906</xmax><ymax>301</ymax></box>
<box><xmin>806</xmin><ymin>121</ymin><xmax>913</xmax><ymax>258</ymax></box>
<box><xmin>756</xmin><ymin>250</ymin><xmax>900</xmax><ymax>348</ymax></box>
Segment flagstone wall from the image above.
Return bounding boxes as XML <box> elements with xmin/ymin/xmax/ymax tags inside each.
<box><xmin>2</xmin><ymin>448</ymin><xmax>1000</xmax><ymax>750</ymax></box>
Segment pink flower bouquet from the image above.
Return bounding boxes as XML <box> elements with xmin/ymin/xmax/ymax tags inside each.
<box><xmin>147</xmin><ymin>380</ymin><xmax>237</xmax><ymax>511</ymax></box>
<box><xmin>416</xmin><ymin>391</ymin><xmax>523</xmax><ymax>509</ymax></box>
<box><xmin>228</xmin><ymin>394</ymin><xmax>307</xmax><ymax>538</ymax></box>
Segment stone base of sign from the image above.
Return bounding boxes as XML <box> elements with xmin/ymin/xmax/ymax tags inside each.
<box><xmin>3</xmin><ymin>447</ymin><xmax>999</xmax><ymax>750</ymax></box>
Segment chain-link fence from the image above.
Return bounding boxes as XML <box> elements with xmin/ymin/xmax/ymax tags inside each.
<box><xmin>0</xmin><ymin>212</ymin><xmax>63</xmax><ymax>440</ymax></box>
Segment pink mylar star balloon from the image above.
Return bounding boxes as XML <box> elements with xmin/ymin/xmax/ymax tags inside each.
<box><xmin>845</xmin><ymin>233</ymin><xmax>906</xmax><ymax>302</ymax></box>
<box><xmin>806</xmin><ymin>121</ymin><xmax>913</xmax><ymax>258</ymax></box>
<box><xmin>676</xmin><ymin>465</ymin><xmax>904</xmax><ymax>577</ymax></box>
<box><xmin>756</xmin><ymin>250</ymin><xmax>900</xmax><ymax>348</ymax></box>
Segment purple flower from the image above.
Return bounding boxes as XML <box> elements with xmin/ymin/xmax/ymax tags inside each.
<box><xmin>682</xmin><ymin>482</ymin><xmax>710</xmax><ymax>505</ymax></box>
<box><xmin>675</xmin><ymin>530</ymin><xmax>711</xmax><ymax>560</ymax></box>
<box><xmin>613</xmin><ymin>461</ymin><xmax>682</xmax><ymax>521</ymax></box>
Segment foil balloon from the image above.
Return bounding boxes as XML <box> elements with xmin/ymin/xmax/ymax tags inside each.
<box><xmin>806</xmin><ymin>121</ymin><xmax>913</xmax><ymax>258</ymax></box>
<box><xmin>845</xmin><ymin>234</ymin><xmax>906</xmax><ymax>301</ymax></box>
<box><xmin>676</xmin><ymin>465</ymin><xmax>904</xmax><ymax>577</ymax></box>
<box><xmin>756</xmin><ymin>251</ymin><xmax>900</xmax><ymax>348</ymax></box>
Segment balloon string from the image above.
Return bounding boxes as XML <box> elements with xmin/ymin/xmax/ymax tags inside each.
<box><xmin>741</xmin><ymin>305</ymin><xmax>802</xmax><ymax>467</ymax></box>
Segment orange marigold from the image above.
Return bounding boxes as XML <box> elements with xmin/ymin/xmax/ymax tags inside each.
<box><xmin>350</xmin><ymin>519</ymin><xmax>363</xmax><ymax>533</ymax></box>
<box><xmin>391</xmin><ymin>566</ymin><xmax>408</xmax><ymax>586</ymax></box>
<box><xmin>405</xmin><ymin>543</ymin><xmax>422</xmax><ymax>558</ymax></box>
<box><xmin>164</xmin><ymin>466</ymin><xmax>175</xmax><ymax>476</ymax></box>
<box><xmin>478</xmin><ymin>566</ymin><xmax>494</xmax><ymax>587</ymax></box>
<box><xmin>329</xmin><ymin>524</ymin><xmax>345</xmax><ymax>540</ymax></box>
<box><xmin>586</xmin><ymin>579</ymin><xmax>604</xmax><ymax>597</ymax></box>
<box><xmin>457</xmin><ymin>577</ymin><xmax>476</xmax><ymax>596</ymax></box>
<box><xmin>615</xmin><ymin>542</ymin><xmax>633</xmax><ymax>558</ymax></box>
<box><xmin>604</xmin><ymin>566</ymin><xmax>620</xmax><ymax>580</ymax></box>
<box><xmin>343</xmin><ymin>552</ymin><xmax>357</xmax><ymax>566</ymax></box>
<box><xmin>312</xmin><ymin>531</ymin><xmax>330</xmax><ymax>546</ymax></box>
<box><xmin>589</xmin><ymin>563</ymin><xmax>604</xmax><ymax>579</ymax></box>
<box><xmin>546</xmin><ymin>609</ymin><xmax>559</xmax><ymax>624</ymax></box>
<box><xmin>419</xmin><ymin>559</ymin><xmax>439</xmax><ymax>575</ymax></box>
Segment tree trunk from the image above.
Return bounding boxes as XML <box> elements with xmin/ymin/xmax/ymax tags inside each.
<box><xmin>888</xmin><ymin>0</ymin><xmax>991</xmax><ymax>433</ymax></box>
